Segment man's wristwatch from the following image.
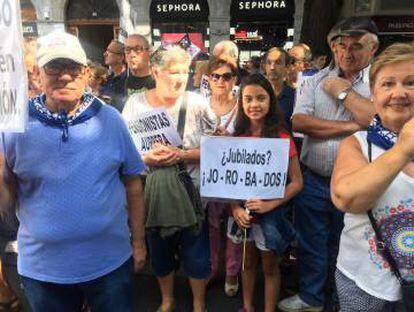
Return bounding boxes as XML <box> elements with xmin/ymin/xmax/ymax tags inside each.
<box><xmin>337</xmin><ymin>86</ymin><xmax>353</xmax><ymax>101</ymax></box>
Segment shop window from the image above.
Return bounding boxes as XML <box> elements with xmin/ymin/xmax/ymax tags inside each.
<box><xmin>150</xmin><ymin>1</ymin><xmax>210</xmax><ymax>53</ymax></box>
<box><xmin>66</xmin><ymin>0</ymin><xmax>119</xmax><ymax>63</ymax></box>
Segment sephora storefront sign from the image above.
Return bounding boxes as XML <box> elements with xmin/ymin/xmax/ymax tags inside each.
<box><xmin>232</xmin><ymin>0</ymin><xmax>293</xmax><ymax>22</ymax></box>
<box><xmin>231</xmin><ymin>0</ymin><xmax>294</xmax><ymax>53</ymax></box>
<box><xmin>150</xmin><ymin>0</ymin><xmax>209</xmax><ymax>52</ymax></box>
<box><xmin>150</xmin><ymin>0</ymin><xmax>209</xmax><ymax>23</ymax></box>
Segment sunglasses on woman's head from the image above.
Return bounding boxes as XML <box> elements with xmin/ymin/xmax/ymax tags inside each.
<box><xmin>209</xmin><ymin>72</ymin><xmax>235</xmax><ymax>82</ymax></box>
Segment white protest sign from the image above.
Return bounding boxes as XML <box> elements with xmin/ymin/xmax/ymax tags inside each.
<box><xmin>127</xmin><ymin>107</ymin><xmax>182</xmax><ymax>155</ymax></box>
<box><xmin>0</xmin><ymin>0</ymin><xmax>28</xmax><ymax>132</ymax></box>
<box><xmin>200</xmin><ymin>136</ymin><xmax>290</xmax><ymax>200</ymax></box>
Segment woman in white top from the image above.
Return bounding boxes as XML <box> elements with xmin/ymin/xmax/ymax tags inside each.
<box><xmin>123</xmin><ymin>45</ymin><xmax>215</xmax><ymax>312</ymax></box>
<box><xmin>331</xmin><ymin>42</ymin><xmax>414</xmax><ymax>311</ymax></box>
<box><xmin>205</xmin><ymin>56</ymin><xmax>241</xmax><ymax>296</ymax></box>
<box><xmin>207</xmin><ymin>56</ymin><xmax>238</xmax><ymax>135</ymax></box>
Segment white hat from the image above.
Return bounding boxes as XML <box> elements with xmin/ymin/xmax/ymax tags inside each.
<box><xmin>36</xmin><ymin>31</ymin><xmax>87</xmax><ymax>67</ymax></box>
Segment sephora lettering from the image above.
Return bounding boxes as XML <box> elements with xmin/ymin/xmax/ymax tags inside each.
<box><xmin>157</xmin><ymin>3</ymin><xmax>201</xmax><ymax>13</ymax></box>
<box><xmin>239</xmin><ymin>0</ymin><xmax>286</xmax><ymax>10</ymax></box>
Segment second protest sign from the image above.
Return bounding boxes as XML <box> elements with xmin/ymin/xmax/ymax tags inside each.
<box><xmin>127</xmin><ymin>107</ymin><xmax>182</xmax><ymax>155</ymax></box>
<box><xmin>0</xmin><ymin>0</ymin><xmax>28</xmax><ymax>132</ymax></box>
<box><xmin>200</xmin><ymin>136</ymin><xmax>290</xmax><ymax>200</ymax></box>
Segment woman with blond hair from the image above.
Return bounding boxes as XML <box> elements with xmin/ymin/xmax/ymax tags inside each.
<box><xmin>331</xmin><ymin>42</ymin><xmax>414</xmax><ymax>311</ymax></box>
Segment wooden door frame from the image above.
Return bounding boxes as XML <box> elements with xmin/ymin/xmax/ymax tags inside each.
<box><xmin>66</xmin><ymin>19</ymin><xmax>119</xmax><ymax>39</ymax></box>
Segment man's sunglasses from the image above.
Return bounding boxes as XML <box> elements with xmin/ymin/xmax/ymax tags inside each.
<box><xmin>124</xmin><ymin>46</ymin><xmax>149</xmax><ymax>54</ymax></box>
<box><xmin>43</xmin><ymin>61</ymin><xmax>85</xmax><ymax>76</ymax></box>
<box><xmin>209</xmin><ymin>72</ymin><xmax>235</xmax><ymax>82</ymax></box>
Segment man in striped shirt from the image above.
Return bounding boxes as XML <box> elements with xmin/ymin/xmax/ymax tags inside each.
<box><xmin>279</xmin><ymin>17</ymin><xmax>379</xmax><ymax>312</ymax></box>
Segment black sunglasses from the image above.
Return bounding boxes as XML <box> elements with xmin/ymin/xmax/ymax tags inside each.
<box><xmin>124</xmin><ymin>46</ymin><xmax>149</xmax><ymax>54</ymax></box>
<box><xmin>209</xmin><ymin>72</ymin><xmax>235</xmax><ymax>82</ymax></box>
<box><xmin>43</xmin><ymin>61</ymin><xmax>85</xmax><ymax>76</ymax></box>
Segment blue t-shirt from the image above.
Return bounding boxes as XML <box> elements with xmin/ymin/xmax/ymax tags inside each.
<box><xmin>278</xmin><ymin>84</ymin><xmax>295</xmax><ymax>131</ymax></box>
<box><xmin>0</xmin><ymin>98</ymin><xmax>145</xmax><ymax>284</ymax></box>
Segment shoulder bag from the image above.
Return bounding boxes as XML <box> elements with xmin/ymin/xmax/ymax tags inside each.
<box><xmin>367</xmin><ymin>139</ymin><xmax>414</xmax><ymax>311</ymax></box>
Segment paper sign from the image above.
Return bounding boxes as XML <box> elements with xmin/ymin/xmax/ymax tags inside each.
<box><xmin>127</xmin><ymin>107</ymin><xmax>182</xmax><ymax>155</ymax></box>
<box><xmin>200</xmin><ymin>136</ymin><xmax>290</xmax><ymax>200</ymax></box>
<box><xmin>0</xmin><ymin>0</ymin><xmax>28</xmax><ymax>132</ymax></box>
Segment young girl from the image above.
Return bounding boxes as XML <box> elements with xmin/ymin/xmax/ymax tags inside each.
<box><xmin>231</xmin><ymin>74</ymin><xmax>303</xmax><ymax>312</ymax></box>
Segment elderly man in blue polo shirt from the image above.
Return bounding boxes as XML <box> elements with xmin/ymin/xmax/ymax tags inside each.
<box><xmin>279</xmin><ymin>17</ymin><xmax>379</xmax><ymax>312</ymax></box>
<box><xmin>0</xmin><ymin>31</ymin><xmax>146</xmax><ymax>312</ymax></box>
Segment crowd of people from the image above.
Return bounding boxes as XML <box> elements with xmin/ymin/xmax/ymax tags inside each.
<box><xmin>0</xmin><ymin>15</ymin><xmax>413</xmax><ymax>312</ymax></box>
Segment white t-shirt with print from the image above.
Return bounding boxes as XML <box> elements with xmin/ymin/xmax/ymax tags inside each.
<box><xmin>337</xmin><ymin>131</ymin><xmax>414</xmax><ymax>302</ymax></box>
<box><xmin>122</xmin><ymin>91</ymin><xmax>216</xmax><ymax>187</ymax></box>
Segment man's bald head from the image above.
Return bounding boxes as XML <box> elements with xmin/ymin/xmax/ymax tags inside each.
<box><xmin>213</xmin><ymin>40</ymin><xmax>239</xmax><ymax>62</ymax></box>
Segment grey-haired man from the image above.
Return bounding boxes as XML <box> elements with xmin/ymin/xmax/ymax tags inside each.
<box><xmin>279</xmin><ymin>17</ymin><xmax>379</xmax><ymax>312</ymax></box>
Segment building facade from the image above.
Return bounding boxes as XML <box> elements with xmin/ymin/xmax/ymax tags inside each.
<box><xmin>22</xmin><ymin>0</ymin><xmax>414</xmax><ymax>63</ymax></box>
<box><xmin>23</xmin><ymin>0</ymin><xmax>301</xmax><ymax>62</ymax></box>
<box><xmin>342</xmin><ymin>0</ymin><xmax>414</xmax><ymax>51</ymax></box>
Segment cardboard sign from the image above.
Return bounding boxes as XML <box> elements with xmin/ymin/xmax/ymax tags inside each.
<box><xmin>127</xmin><ymin>107</ymin><xmax>182</xmax><ymax>155</ymax></box>
<box><xmin>0</xmin><ymin>0</ymin><xmax>28</xmax><ymax>132</ymax></box>
<box><xmin>201</xmin><ymin>136</ymin><xmax>290</xmax><ymax>200</ymax></box>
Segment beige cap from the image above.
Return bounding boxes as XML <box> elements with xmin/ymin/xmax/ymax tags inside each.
<box><xmin>36</xmin><ymin>31</ymin><xmax>87</xmax><ymax>67</ymax></box>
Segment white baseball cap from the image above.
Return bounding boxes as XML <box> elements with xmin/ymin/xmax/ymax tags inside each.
<box><xmin>36</xmin><ymin>30</ymin><xmax>88</xmax><ymax>67</ymax></box>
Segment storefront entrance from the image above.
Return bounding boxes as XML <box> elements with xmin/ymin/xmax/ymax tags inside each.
<box><xmin>65</xmin><ymin>0</ymin><xmax>119</xmax><ymax>64</ymax></box>
<box><xmin>150</xmin><ymin>0</ymin><xmax>209</xmax><ymax>55</ymax></box>
<box><xmin>230</xmin><ymin>0</ymin><xmax>294</xmax><ymax>62</ymax></box>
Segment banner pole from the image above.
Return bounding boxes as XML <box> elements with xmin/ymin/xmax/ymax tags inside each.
<box><xmin>242</xmin><ymin>227</ymin><xmax>247</xmax><ymax>271</ymax></box>
<box><xmin>241</xmin><ymin>207</ymin><xmax>250</xmax><ymax>271</ymax></box>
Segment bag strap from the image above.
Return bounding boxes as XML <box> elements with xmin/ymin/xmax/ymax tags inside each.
<box><xmin>177</xmin><ymin>93</ymin><xmax>187</xmax><ymax>142</ymax></box>
<box><xmin>176</xmin><ymin>93</ymin><xmax>188</xmax><ymax>171</ymax></box>
<box><xmin>222</xmin><ymin>104</ymin><xmax>237</xmax><ymax>130</ymax></box>
<box><xmin>366</xmin><ymin>139</ymin><xmax>405</xmax><ymax>285</ymax></box>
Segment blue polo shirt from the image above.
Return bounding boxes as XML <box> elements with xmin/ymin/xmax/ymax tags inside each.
<box><xmin>0</xmin><ymin>97</ymin><xmax>145</xmax><ymax>284</ymax></box>
<box><xmin>278</xmin><ymin>84</ymin><xmax>295</xmax><ymax>130</ymax></box>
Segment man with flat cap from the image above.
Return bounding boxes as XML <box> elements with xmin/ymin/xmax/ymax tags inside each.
<box><xmin>279</xmin><ymin>17</ymin><xmax>379</xmax><ymax>312</ymax></box>
<box><xmin>0</xmin><ymin>31</ymin><xmax>146</xmax><ymax>311</ymax></box>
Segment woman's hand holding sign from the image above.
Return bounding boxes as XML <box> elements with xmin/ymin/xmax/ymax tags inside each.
<box><xmin>143</xmin><ymin>143</ymin><xmax>180</xmax><ymax>167</ymax></box>
<box><xmin>233</xmin><ymin>205</ymin><xmax>252</xmax><ymax>228</ymax></box>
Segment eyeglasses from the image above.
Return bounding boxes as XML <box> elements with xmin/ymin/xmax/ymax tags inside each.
<box><xmin>43</xmin><ymin>61</ymin><xmax>85</xmax><ymax>77</ymax></box>
<box><xmin>124</xmin><ymin>46</ymin><xmax>149</xmax><ymax>54</ymax></box>
<box><xmin>209</xmin><ymin>72</ymin><xmax>235</xmax><ymax>82</ymax></box>
<box><xmin>104</xmin><ymin>49</ymin><xmax>122</xmax><ymax>55</ymax></box>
